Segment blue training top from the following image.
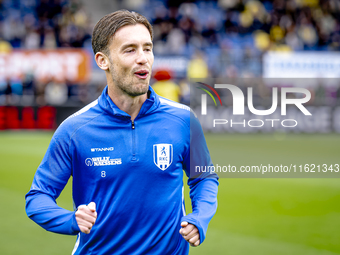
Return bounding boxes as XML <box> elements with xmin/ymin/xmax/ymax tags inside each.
<box><xmin>25</xmin><ymin>86</ymin><xmax>219</xmax><ymax>255</ymax></box>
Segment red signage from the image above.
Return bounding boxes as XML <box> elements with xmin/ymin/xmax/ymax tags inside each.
<box><xmin>0</xmin><ymin>106</ymin><xmax>56</xmax><ymax>130</ymax></box>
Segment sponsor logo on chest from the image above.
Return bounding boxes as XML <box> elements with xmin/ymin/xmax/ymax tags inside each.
<box><xmin>85</xmin><ymin>157</ymin><xmax>122</xmax><ymax>166</ymax></box>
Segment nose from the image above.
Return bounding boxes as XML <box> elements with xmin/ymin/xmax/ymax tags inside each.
<box><xmin>136</xmin><ymin>49</ymin><xmax>148</xmax><ymax>65</ymax></box>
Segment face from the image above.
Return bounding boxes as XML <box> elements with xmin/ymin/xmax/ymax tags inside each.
<box><xmin>107</xmin><ymin>24</ymin><xmax>154</xmax><ymax>97</ymax></box>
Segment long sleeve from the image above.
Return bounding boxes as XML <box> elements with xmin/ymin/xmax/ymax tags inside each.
<box><xmin>25</xmin><ymin>130</ymin><xmax>80</xmax><ymax>235</ymax></box>
<box><xmin>181</xmin><ymin>112</ymin><xmax>219</xmax><ymax>244</ymax></box>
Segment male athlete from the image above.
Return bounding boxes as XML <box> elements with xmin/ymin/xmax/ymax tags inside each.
<box><xmin>25</xmin><ymin>10</ymin><xmax>218</xmax><ymax>254</ymax></box>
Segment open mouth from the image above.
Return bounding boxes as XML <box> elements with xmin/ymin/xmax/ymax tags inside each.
<box><xmin>134</xmin><ymin>70</ymin><xmax>149</xmax><ymax>79</ymax></box>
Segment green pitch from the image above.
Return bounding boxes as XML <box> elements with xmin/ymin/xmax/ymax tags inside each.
<box><xmin>0</xmin><ymin>132</ymin><xmax>339</xmax><ymax>255</ymax></box>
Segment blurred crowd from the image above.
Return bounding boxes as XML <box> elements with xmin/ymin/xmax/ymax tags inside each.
<box><xmin>0</xmin><ymin>0</ymin><xmax>91</xmax><ymax>50</ymax></box>
<box><xmin>140</xmin><ymin>0</ymin><xmax>340</xmax><ymax>77</ymax></box>
<box><xmin>146</xmin><ymin>0</ymin><xmax>340</xmax><ymax>54</ymax></box>
<box><xmin>0</xmin><ymin>0</ymin><xmax>340</xmax><ymax>107</ymax></box>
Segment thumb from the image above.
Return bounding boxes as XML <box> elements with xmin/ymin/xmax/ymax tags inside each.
<box><xmin>181</xmin><ymin>221</ymin><xmax>188</xmax><ymax>228</ymax></box>
<box><xmin>88</xmin><ymin>202</ymin><xmax>96</xmax><ymax>212</ymax></box>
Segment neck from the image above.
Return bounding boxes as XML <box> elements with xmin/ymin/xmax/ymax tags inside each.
<box><xmin>107</xmin><ymin>85</ymin><xmax>148</xmax><ymax>121</ymax></box>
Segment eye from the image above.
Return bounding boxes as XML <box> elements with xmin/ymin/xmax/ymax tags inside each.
<box><xmin>144</xmin><ymin>48</ymin><xmax>152</xmax><ymax>52</ymax></box>
<box><xmin>125</xmin><ymin>49</ymin><xmax>135</xmax><ymax>53</ymax></box>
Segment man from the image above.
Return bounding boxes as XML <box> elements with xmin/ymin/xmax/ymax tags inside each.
<box><xmin>25</xmin><ymin>10</ymin><xmax>218</xmax><ymax>255</ymax></box>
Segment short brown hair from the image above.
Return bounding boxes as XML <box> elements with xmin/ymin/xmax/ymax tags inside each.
<box><xmin>92</xmin><ymin>10</ymin><xmax>153</xmax><ymax>55</ymax></box>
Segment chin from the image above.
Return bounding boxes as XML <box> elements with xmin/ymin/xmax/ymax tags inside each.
<box><xmin>139</xmin><ymin>86</ymin><xmax>149</xmax><ymax>95</ymax></box>
<box><xmin>127</xmin><ymin>85</ymin><xmax>149</xmax><ymax>97</ymax></box>
<box><xmin>137</xmin><ymin>82</ymin><xmax>149</xmax><ymax>91</ymax></box>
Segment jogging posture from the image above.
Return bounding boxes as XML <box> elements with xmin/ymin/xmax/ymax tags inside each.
<box><xmin>25</xmin><ymin>10</ymin><xmax>218</xmax><ymax>254</ymax></box>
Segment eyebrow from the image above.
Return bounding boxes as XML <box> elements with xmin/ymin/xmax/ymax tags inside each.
<box><xmin>121</xmin><ymin>42</ymin><xmax>153</xmax><ymax>50</ymax></box>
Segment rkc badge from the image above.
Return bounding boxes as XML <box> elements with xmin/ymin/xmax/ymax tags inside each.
<box><xmin>153</xmin><ymin>144</ymin><xmax>173</xmax><ymax>170</ymax></box>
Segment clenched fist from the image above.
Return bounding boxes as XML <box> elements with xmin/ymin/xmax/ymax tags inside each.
<box><xmin>179</xmin><ymin>221</ymin><xmax>200</xmax><ymax>247</ymax></box>
<box><xmin>75</xmin><ymin>202</ymin><xmax>97</xmax><ymax>234</ymax></box>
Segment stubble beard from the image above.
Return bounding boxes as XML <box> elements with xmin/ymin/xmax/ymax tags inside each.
<box><xmin>109</xmin><ymin>58</ymin><xmax>149</xmax><ymax>97</ymax></box>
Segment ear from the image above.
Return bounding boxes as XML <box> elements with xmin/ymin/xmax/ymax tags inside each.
<box><xmin>95</xmin><ymin>52</ymin><xmax>110</xmax><ymax>71</ymax></box>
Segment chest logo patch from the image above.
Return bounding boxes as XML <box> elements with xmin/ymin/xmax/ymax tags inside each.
<box><xmin>153</xmin><ymin>144</ymin><xmax>173</xmax><ymax>171</ymax></box>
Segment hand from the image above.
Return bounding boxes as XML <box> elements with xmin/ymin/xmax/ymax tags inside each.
<box><xmin>179</xmin><ymin>221</ymin><xmax>200</xmax><ymax>247</ymax></box>
<box><xmin>75</xmin><ymin>202</ymin><xmax>97</xmax><ymax>234</ymax></box>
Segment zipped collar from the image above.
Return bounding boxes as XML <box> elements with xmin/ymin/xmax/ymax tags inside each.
<box><xmin>98</xmin><ymin>85</ymin><xmax>160</xmax><ymax>119</ymax></box>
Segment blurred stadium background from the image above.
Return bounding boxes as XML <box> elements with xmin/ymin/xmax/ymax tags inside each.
<box><xmin>0</xmin><ymin>0</ymin><xmax>340</xmax><ymax>254</ymax></box>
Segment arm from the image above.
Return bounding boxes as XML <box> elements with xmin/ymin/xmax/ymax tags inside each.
<box><xmin>181</xmin><ymin>113</ymin><xmax>219</xmax><ymax>245</ymax></box>
<box><xmin>25</xmin><ymin>191</ymin><xmax>80</xmax><ymax>235</ymax></box>
<box><xmin>25</xmin><ymin>132</ymin><xmax>80</xmax><ymax>235</ymax></box>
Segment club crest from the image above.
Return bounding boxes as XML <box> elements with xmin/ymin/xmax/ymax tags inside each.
<box><xmin>153</xmin><ymin>144</ymin><xmax>173</xmax><ymax>171</ymax></box>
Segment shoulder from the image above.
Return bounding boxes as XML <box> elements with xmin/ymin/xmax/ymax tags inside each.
<box><xmin>158</xmin><ymin>97</ymin><xmax>190</xmax><ymax>111</ymax></box>
<box><xmin>158</xmin><ymin>96</ymin><xmax>189</xmax><ymax>118</ymax></box>
<box><xmin>54</xmin><ymin>99</ymin><xmax>103</xmax><ymax>140</ymax></box>
<box><xmin>156</xmin><ymin>96</ymin><xmax>199</xmax><ymax>128</ymax></box>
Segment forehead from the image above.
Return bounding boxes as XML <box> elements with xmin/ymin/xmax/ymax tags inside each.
<box><xmin>110</xmin><ymin>24</ymin><xmax>152</xmax><ymax>49</ymax></box>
